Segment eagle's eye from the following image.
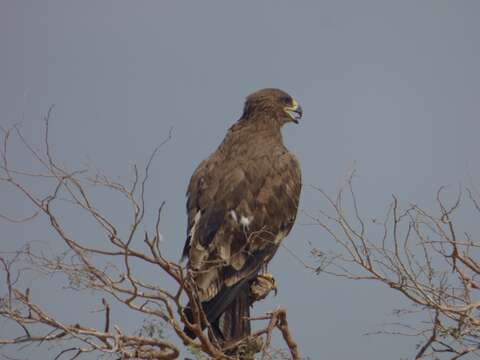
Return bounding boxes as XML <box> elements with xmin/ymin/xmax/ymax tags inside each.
<box><xmin>280</xmin><ymin>96</ymin><xmax>291</xmax><ymax>105</ymax></box>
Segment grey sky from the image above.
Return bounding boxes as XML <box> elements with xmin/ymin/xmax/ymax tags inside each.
<box><xmin>1</xmin><ymin>1</ymin><xmax>480</xmax><ymax>359</ymax></box>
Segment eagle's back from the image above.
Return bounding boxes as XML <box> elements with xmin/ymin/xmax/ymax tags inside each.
<box><xmin>183</xmin><ymin>120</ymin><xmax>301</xmax><ymax>304</ymax></box>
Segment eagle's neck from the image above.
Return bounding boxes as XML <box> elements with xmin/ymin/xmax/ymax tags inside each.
<box><xmin>236</xmin><ymin>114</ymin><xmax>283</xmax><ymax>138</ymax></box>
<box><xmin>221</xmin><ymin>116</ymin><xmax>284</xmax><ymax>155</ymax></box>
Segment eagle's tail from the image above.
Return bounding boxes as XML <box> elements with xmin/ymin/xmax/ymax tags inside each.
<box><xmin>183</xmin><ymin>279</ymin><xmax>251</xmax><ymax>341</ymax></box>
<box><xmin>212</xmin><ymin>284</ymin><xmax>251</xmax><ymax>341</ymax></box>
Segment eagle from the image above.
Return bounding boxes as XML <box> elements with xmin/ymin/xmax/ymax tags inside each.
<box><xmin>182</xmin><ymin>88</ymin><xmax>302</xmax><ymax>340</ymax></box>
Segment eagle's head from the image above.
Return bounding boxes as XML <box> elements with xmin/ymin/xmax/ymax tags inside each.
<box><xmin>242</xmin><ymin>88</ymin><xmax>303</xmax><ymax>126</ymax></box>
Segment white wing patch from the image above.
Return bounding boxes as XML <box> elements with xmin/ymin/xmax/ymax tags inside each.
<box><xmin>188</xmin><ymin>210</ymin><xmax>207</xmax><ymax>269</ymax></box>
<box><xmin>229</xmin><ymin>210</ymin><xmax>253</xmax><ymax>229</ymax></box>
<box><xmin>229</xmin><ymin>210</ymin><xmax>238</xmax><ymax>223</ymax></box>
<box><xmin>240</xmin><ymin>215</ymin><xmax>253</xmax><ymax>228</ymax></box>
<box><xmin>189</xmin><ymin>210</ymin><xmax>202</xmax><ymax>241</ymax></box>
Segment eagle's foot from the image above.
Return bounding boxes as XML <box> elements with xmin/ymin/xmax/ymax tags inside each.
<box><xmin>250</xmin><ymin>273</ymin><xmax>277</xmax><ymax>302</ymax></box>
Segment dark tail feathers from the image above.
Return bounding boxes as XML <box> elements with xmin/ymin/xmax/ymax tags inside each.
<box><xmin>183</xmin><ymin>279</ymin><xmax>251</xmax><ymax>339</ymax></box>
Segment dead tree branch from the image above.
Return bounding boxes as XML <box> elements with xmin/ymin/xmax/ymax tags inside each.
<box><xmin>309</xmin><ymin>172</ymin><xmax>480</xmax><ymax>359</ymax></box>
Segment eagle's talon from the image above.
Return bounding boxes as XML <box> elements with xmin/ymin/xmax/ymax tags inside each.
<box><xmin>250</xmin><ymin>273</ymin><xmax>277</xmax><ymax>302</ymax></box>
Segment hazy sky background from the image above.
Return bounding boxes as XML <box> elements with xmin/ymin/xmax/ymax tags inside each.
<box><xmin>1</xmin><ymin>1</ymin><xmax>480</xmax><ymax>359</ymax></box>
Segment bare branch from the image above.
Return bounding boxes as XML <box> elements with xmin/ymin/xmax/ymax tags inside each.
<box><xmin>309</xmin><ymin>172</ymin><xmax>480</xmax><ymax>359</ymax></box>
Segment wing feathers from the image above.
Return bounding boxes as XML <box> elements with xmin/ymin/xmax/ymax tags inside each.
<box><xmin>184</xmin><ymin>129</ymin><xmax>301</xmax><ymax>304</ymax></box>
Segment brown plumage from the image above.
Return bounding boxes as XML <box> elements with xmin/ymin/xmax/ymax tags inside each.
<box><xmin>183</xmin><ymin>88</ymin><xmax>302</xmax><ymax>339</ymax></box>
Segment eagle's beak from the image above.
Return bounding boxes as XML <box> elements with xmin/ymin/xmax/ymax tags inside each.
<box><xmin>285</xmin><ymin>99</ymin><xmax>303</xmax><ymax>124</ymax></box>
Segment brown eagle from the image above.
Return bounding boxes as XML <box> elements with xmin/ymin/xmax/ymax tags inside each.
<box><xmin>182</xmin><ymin>88</ymin><xmax>302</xmax><ymax>339</ymax></box>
